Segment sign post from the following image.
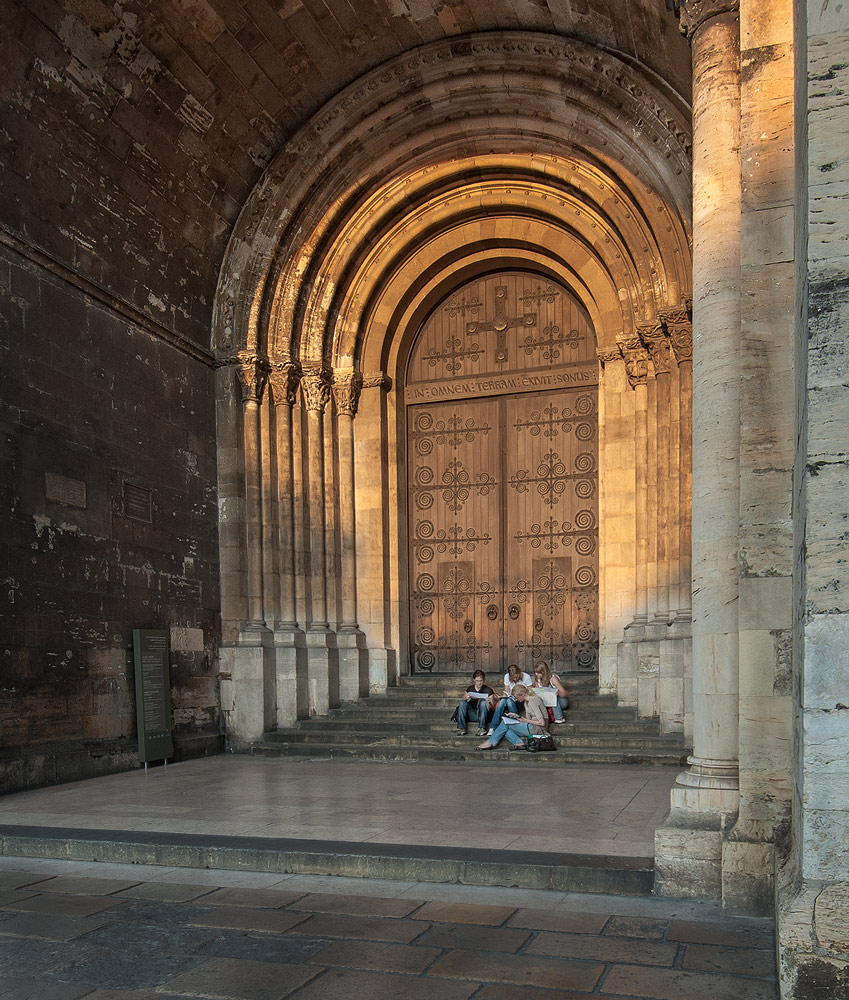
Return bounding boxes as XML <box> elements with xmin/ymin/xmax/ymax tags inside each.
<box><xmin>132</xmin><ymin>629</ymin><xmax>174</xmax><ymax>765</ymax></box>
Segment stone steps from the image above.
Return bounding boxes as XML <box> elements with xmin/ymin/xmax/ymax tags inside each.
<box><xmin>252</xmin><ymin>674</ymin><xmax>689</xmax><ymax>766</ymax></box>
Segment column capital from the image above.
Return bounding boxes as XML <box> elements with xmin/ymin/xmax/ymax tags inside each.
<box><xmin>332</xmin><ymin>369</ymin><xmax>364</xmax><ymax>417</ymax></box>
<box><xmin>660</xmin><ymin>307</ymin><xmax>694</xmax><ymax>363</ymax></box>
<box><xmin>616</xmin><ymin>335</ymin><xmax>651</xmax><ymax>389</ymax></box>
<box><xmin>232</xmin><ymin>352</ymin><xmax>269</xmax><ymax>404</ymax></box>
<box><xmin>596</xmin><ymin>347</ymin><xmax>621</xmax><ymax>368</ymax></box>
<box><xmin>268</xmin><ymin>359</ymin><xmax>301</xmax><ymax>406</ymax></box>
<box><xmin>675</xmin><ymin>0</ymin><xmax>739</xmax><ymax>38</ymax></box>
<box><xmin>639</xmin><ymin>321</ymin><xmax>674</xmax><ymax>376</ymax></box>
<box><xmin>362</xmin><ymin>372</ymin><xmax>393</xmax><ymax>392</ymax></box>
<box><xmin>301</xmin><ymin>365</ymin><xmax>333</xmax><ymax>412</ymax></box>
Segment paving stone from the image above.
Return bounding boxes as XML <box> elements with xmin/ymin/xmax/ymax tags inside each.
<box><xmin>288</xmin><ymin>892</ymin><xmax>424</xmax><ymax>917</ymax></box>
<box><xmin>478</xmin><ymin>986</ymin><xmax>617</xmax><ymax>1000</ymax></box>
<box><xmin>112</xmin><ymin>882</ymin><xmax>217</xmax><ymax>902</ymax></box>
<box><xmin>162</xmin><ymin>956</ymin><xmax>322</xmax><ymax>999</ymax></box>
<box><xmin>604</xmin><ymin>915</ymin><xmax>670</xmax><ymax>940</ymax></box>
<box><xmin>427</xmin><ymin>948</ymin><xmax>605</xmax><ymax>991</ymax></box>
<box><xmin>197</xmin><ymin>886</ymin><xmax>306</xmax><ymax>908</ymax></box>
<box><xmin>668</xmin><ymin>919</ymin><xmax>774</xmax><ymax>949</ymax></box>
<box><xmin>0</xmin><ymin>911</ymin><xmax>107</xmax><ymax>940</ymax></box>
<box><xmin>0</xmin><ymin>977</ymin><xmax>93</xmax><ymax>1000</ymax></box>
<box><xmin>599</xmin><ymin>965</ymin><xmax>778</xmax><ymax>1000</ymax></box>
<box><xmin>45</xmin><ymin>940</ymin><xmax>212</xmax><ymax>990</ymax></box>
<box><xmin>29</xmin><ymin>876</ymin><xmax>143</xmax><ymax>896</ymax></box>
<box><xmin>284</xmin><ymin>968</ymin><xmax>478</xmax><ymax>1000</ymax></box>
<box><xmin>65</xmin><ymin>993</ymin><xmax>199</xmax><ymax>1000</ymax></box>
<box><xmin>508</xmin><ymin>907</ymin><xmax>610</xmax><ymax>933</ymax></box>
<box><xmin>195</xmin><ymin>930</ymin><xmax>330</xmax><ymax>964</ymax></box>
<box><xmin>4</xmin><ymin>893</ymin><xmax>126</xmax><ymax>917</ymax></box>
<box><xmin>415</xmin><ymin>922</ymin><xmax>531</xmax><ymax>953</ymax></box>
<box><xmin>306</xmin><ymin>938</ymin><xmax>442</xmax><ymax>974</ymax></box>
<box><xmin>526</xmin><ymin>930</ymin><xmax>678</xmax><ymax>966</ymax></box>
<box><xmin>290</xmin><ymin>912</ymin><xmax>428</xmax><ymax>943</ymax></box>
<box><xmin>412</xmin><ymin>901</ymin><xmax>516</xmax><ymax>925</ymax></box>
<box><xmin>0</xmin><ymin>937</ymin><xmax>81</xmax><ymax>978</ymax></box>
<box><xmin>99</xmin><ymin>899</ymin><xmax>214</xmax><ymax>926</ymax></box>
<box><xmin>188</xmin><ymin>904</ymin><xmax>310</xmax><ymax>934</ymax></box>
<box><xmin>0</xmin><ymin>891</ymin><xmax>39</xmax><ymax>907</ymax></box>
<box><xmin>0</xmin><ymin>873</ymin><xmax>54</xmax><ymax>891</ymax></box>
<box><xmin>682</xmin><ymin>944</ymin><xmax>776</xmax><ymax>977</ymax></box>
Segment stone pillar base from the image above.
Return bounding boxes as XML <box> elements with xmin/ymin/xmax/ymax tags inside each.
<box><xmin>337</xmin><ymin>629</ymin><xmax>369</xmax><ymax>702</ymax></box>
<box><xmin>219</xmin><ymin>626</ymin><xmax>274</xmax><ymax>749</ymax></box>
<box><xmin>273</xmin><ymin>627</ymin><xmax>307</xmax><ymax>727</ymax></box>
<box><xmin>306</xmin><ymin>628</ymin><xmax>339</xmax><ymax>716</ymax></box>
<box><xmin>777</xmin><ymin>858</ymin><xmax>849</xmax><ymax>1000</ymax></box>
<box><xmin>722</xmin><ymin>835</ymin><xmax>775</xmax><ymax>917</ymax></box>
<box><xmin>654</xmin><ymin>756</ymin><xmax>739</xmax><ymax>899</ymax></box>
<box><xmin>368</xmin><ymin>646</ymin><xmax>396</xmax><ymax>695</ymax></box>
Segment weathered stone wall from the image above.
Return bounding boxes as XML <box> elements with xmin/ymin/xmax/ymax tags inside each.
<box><xmin>0</xmin><ymin>240</ymin><xmax>222</xmax><ymax>792</ymax></box>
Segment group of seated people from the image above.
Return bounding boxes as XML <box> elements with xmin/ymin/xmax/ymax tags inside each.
<box><xmin>454</xmin><ymin>662</ymin><xmax>570</xmax><ymax>751</ymax></box>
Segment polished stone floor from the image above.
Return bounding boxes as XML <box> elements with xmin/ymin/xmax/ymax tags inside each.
<box><xmin>0</xmin><ymin>757</ymin><xmax>677</xmax><ymax>857</ymax></box>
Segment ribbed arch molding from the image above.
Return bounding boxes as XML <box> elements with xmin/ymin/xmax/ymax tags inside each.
<box><xmin>212</xmin><ymin>31</ymin><xmax>692</xmax><ymax>360</ymax></box>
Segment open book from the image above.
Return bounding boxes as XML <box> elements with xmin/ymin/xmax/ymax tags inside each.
<box><xmin>466</xmin><ymin>691</ymin><xmax>490</xmax><ymax>700</ymax></box>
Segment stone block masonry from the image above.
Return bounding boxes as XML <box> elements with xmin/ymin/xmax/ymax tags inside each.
<box><xmin>0</xmin><ymin>241</ymin><xmax>222</xmax><ymax>792</ymax></box>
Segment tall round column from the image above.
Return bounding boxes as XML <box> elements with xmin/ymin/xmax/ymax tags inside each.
<box><xmin>301</xmin><ymin>367</ymin><xmax>332</xmax><ymax>630</ymax></box>
<box><xmin>656</xmin><ymin>0</ymin><xmax>742</xmax><ymax>900</ymax></box>
<box><xmin>332</xmin><ymin>369</ymin><xmax>363</xmax><ymax>631</ymax></box>
<box><xmin>269</xmin><ymin>361</ymin><xmax>301</xmax><ymax>629</ymax></box>
<box><xmin>236</xmin><ymin>353</ymin><xmax>269</xmax><ymax>628</ymax></box>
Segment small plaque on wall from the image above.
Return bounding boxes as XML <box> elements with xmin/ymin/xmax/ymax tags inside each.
<box><xmin>45</xmin><ymin>472</ymin><xmax>87</xmax><ymax>508</ymax></box>
<box><xmin>132</xmin><ymin>629</ymin><xmax>174</xmax><ymax>763</ymax></box>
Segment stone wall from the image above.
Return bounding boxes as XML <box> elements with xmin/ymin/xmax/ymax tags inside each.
<box><xmin>0</xmin><ymin>239</ymin><xmax>222</xmax><ymax>792</ymax></box>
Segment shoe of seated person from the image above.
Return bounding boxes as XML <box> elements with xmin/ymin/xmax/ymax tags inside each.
<box><xmin>477</xmin><ymin>728</ymin><xmax>487</xmax><ymax>736</ymax></box>
<box><xmin>457</xmin><ymin>729</ymin><xmax>466</xmax><ymax>736</ymax></box>
<box><xmin>554</xmin><ymin>718</ymin><xmax>565</xmax><ymax>724</ymax></box>
<box><xmin>486</xmin><ymin>728</ymin><xmax>494</xmax><ymax>736</ymax></box>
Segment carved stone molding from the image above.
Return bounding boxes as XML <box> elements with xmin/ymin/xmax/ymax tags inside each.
<box><xmin>639</xmin><ymin>321</ymin><xmax>673</xmax><ymax>376</ymax></box>
<box><xmin>268</xmin><ymin>359</ymin><xmax>302</xmax><ymax>406</ymax></box>
<box><xmin>301</xmin><ymin>366</ymin><xmax>333</xmax><ymax>412</ymax></box>
<box><xmin>660</xmin><ymin>307</ymin><xmax>693</xmax><ymax>363</ymax></box>
<box><xmin>232</xmin><ymin>352</ymin><xmax>269</xmax><ymax>404</ymax></box>
<box><xmin>675</xmin><ymin>0</ymin><xmax>739</xmax><ymax>38</ymax></box>
<box><xmin>616</xmin><ymin>335</ymin><xmax>650</xmax><ymax>389</ymax></box>
<box><xmin>596</xmin><ymin>348</ymin><xmax>621</xmax><ymax>368</ymax></box>
<box><xmin>362</xmin><ymin>372</ymin><xmax>393</xmax><ymax>392</ymax></box>
<box><xmin>332</xmin><ymin>369</ymin><xmax>364</xmax><ymax>417</ymax></box>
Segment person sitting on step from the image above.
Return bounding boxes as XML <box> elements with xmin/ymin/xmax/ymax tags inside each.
<box><xmin>454</xmin><ymin>669</ymin><xmax>495</xmax><ymax>736</ymax></box>
<box><xmin>476</xmin><ymin>684</ymin><xmax>548</xmax><ymax>750</ymax></box>
<box><xmin>531</xmin><ymin>660</ymin><xmax>570</xmax><ymax>724</ymax></box>
<box><xmin>487</xmin><ymin>663</ymin><xmax>533</xmax><ymax>734</ymax></box>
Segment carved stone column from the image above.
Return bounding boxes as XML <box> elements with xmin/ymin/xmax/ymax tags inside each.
<box><xmin>268</xmin><ymin>359</ymin><xmax>307</xmax><ymax>727</ymax></box>
<box><xmin>662</xmin><ymin>306</ymin><xmax>693</xmax><ymax>624</ymax></box>
<box><xmin>235</xmin><ymin>353</ymin><xmax>269</xmax><ymax>629</ymax></box>
<box><xmin>641</xmin><ymin>321</ymin><xmax>674</xmax><ymax>628</ymax></box>
<box><xmin>300</xmin><ymin>365</ymin><xmax>338</xmax><ymax>715</ymax></box>
<box><xmin>656</xmin><ymin>0</ymin><xmax>742</xmax><ymax>899</ymax></box>
<box><xmin>333</xmin><ymin>369</ymin><xmax>369</xmax><ymax>703</ymax></box>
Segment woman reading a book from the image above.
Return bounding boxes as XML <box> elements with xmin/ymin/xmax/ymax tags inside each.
<box><xmin>475</xmin><ymin>684</ymin><xmax>548</xmax><ymax>750</ymax></box>
<box><xmin>532</xmin><ymin>661</ymin><xmax>569</xmax><ymax>724</ymax></box>
<box><xmin>486</xmin><ymin>663</ymin><xmax>533</xmax><ymax>734</ymax></box>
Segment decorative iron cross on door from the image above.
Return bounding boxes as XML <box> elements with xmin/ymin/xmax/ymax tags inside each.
<box><xmin>466</xmin><ymin>285</ymin><xmax>536</xmax><ymax>363</ymax></box>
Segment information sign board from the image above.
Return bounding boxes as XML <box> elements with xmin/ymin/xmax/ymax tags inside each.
<box><xmin>132</xmin><ymin>629</ymin><xmax>174</xmax><ymax>763</ymax></box>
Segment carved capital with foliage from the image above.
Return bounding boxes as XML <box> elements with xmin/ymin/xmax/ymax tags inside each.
<box><xmin>616</xmin><ymin>335</ymin><xmax>650</xmax><ymax>389</ymax></box>
<box><xmin>233</xmin><ymin>352</ymin><xmax>269</xmax><ymax>404</ymax></box>
<box><xmin>596</xmin><ymin>348</ymin><xmax>621</xmax><ymax>368</ymax></box>
<box><xmin>660</xmin><ymin>307</ymin><xmax>693</xmax><ymax>363</ymax></box>
<box><xmin>362</xmin><ymin>372</ymin><xmax>393</xmax><ymax>392</ymax></box>
<box><xmin>674</xmin><ymin>0</ymin><xmax>739</xmax><ymax>38</ymax></box>
<box><xmin>301</xmin><ymin>366</ymin><xmax>333</xmax><ymax>412</ymax></box>
<box><xmin>332</xmin><ymin>369</ymin><xmax>364</xmax><ymax>417</ymax></box>
<box><xmin>639</xmin><ymin>321</ymin><xmax>673</xmax><ymax>376</ymax></box>
<box><xmin>268</xmin><ymin>359</ymin><xmax>302</xmax><ymax>406</ymax></box>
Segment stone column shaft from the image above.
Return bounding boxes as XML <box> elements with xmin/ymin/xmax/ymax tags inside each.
<box><xmin>236</xmin><ymin>354</ymin><xmax>268</xmax><ymax>627</ymax></box>
<box><xmin>269</xmin><ymin>361</ymin><xmax>301</xmax><ymax>627</ymax></box>
<box><xmin>333</xmin><ymin>370</ymin><xmax>363</xmax><ymax>630</ymax></box>
<box><xmin>302</xmin><ymin>368</ymin><xmax>332</xmax><ymax>629</ymax></box>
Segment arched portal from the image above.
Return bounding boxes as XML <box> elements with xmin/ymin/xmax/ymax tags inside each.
<box><xmin>405</xmin><ymin>271</ymin><xmax>599</xmax><ymax>676</ymax></box>
<box><xmin>211</xmin><ymin>32</ymin><xmax>693</xmax><ymax>746</ymax></box>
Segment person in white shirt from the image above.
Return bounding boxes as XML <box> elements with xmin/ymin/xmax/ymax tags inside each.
<box><xmin>476</xmin><ymin>684</ymin><xmax>549</xmax><ymax>750</ymax></box>
<box><xmin>487</xmin><ymin>663</ymin><xmax>533</xmax><ymax>733</ymax></box>
<box><xmin>531</xmin><ymin>660</ymin><xmax>569</xmax><ymax>723</ymax></box>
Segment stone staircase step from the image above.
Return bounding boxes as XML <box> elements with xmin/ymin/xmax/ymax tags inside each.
<box><xmin>251</xmin><ymin>675</ymin><xmax>690</xmax><ymax>768</ymax></box>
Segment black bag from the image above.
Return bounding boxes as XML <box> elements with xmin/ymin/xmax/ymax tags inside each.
<box><xmin>526</xmin><ymin>733</ymin><xmax>556</xmax><ymax>752</ymax></box>
<box><xmin>450</xmin><ymin>707</ymin><xmax>459</xmax><ymax>723</ymax></box>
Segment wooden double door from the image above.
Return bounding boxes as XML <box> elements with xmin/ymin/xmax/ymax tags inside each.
<box><xmin>408</xmin><ymin>387</ymin><xmax>598</xmax><ymax>675</ymax></box>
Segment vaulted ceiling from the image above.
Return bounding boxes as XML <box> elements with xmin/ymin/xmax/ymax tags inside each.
<box><xmin>0</xmin><ymin>2</ymin><xmax>691</xmax><ymax>351</ymax></box>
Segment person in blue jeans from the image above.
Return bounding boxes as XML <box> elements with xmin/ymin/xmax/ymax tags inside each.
<box><xmin>531</xmin><ymin>661</ymin><xmax>570</xmax><ymax>723</ymax></box>
<box><xmin>475</xmin><ymin>684</ymin><xmax>548</xmax><ymax>750</ymax></box>
<box><xmin>487</xmin><ymin>663</ymin><xmax>533</xmax><ymax>734</ymax></box>
<box><xmin>454</xmin><ymin>669</ymin><xmax>495</xmax><ymax>735</ymax></box>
